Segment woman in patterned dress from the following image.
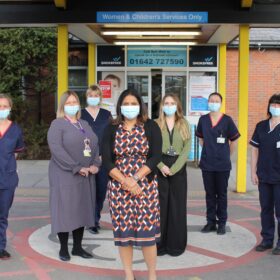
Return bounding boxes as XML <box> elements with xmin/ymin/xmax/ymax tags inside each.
<box><xmin>102</xmin><ymin>89</ymin><xmax>162</xmax><ymax>280</ymax></box>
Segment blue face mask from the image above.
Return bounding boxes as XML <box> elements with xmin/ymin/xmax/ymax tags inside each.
<box><xmin>163</xmin><ymin>105</ymin><xmax>177</xmax><ymax>116</ymax></box>
<box><xmin>269</xmin><ymin>106</ymin><xmax>280</xmax><ymax>117</ymax></box>
<box><xmin>87</xmin><ymin>97</ymin><xmax>100</xmax><ymax>107</ymax></box>
<box><xmin>121</xmin><ymin>105</ymin><xmax>140</xmax><ymax>120</ymax></box>
<box><xmin>64</xmin><ymin>105</ymin><xmax>80</xmax><ymax>116</ymax></box>
<box><xmin>0</xmin><ymin>109</ymin><xmax>10</xmax><ymax>120</ymax></box>
<box><xmin>208</xmin><ymin>102</ymin><xmax>221</xmax><ymax>112</ymax></box>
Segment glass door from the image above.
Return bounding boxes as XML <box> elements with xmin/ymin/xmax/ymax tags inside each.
<box><xmin>162</xmin><ymin>72</ymin><xmax>187</xmax><ymax>115</ymax></box>
<box><xmin>127</xmin><ymin>72</ymin><xmax>151</xmax><ymax>117</ymax></box>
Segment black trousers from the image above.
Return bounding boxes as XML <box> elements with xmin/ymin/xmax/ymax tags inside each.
<box><xmin>258</xmin><ymin>182</ymin><xmax>280</xmax><ymax>246</ymax></box>
<box><xmin>157</xmin><ymin>155</ymin><xmax>187</xmax><ymax>256</ymax></box>
<box><xmin>95</xmin><ymin>165</ymin><xmax>109</xmax><ymax>226</ymax></box>
<box><xmin>202</xmin><ymin>171</ymin><xmax>230</xmax><ymax>226</ymax></box>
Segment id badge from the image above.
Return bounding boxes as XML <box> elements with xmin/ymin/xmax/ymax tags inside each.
<box><xmin>83</xmin><ymin>138</ymin><xmax>92</xmax><ymax>157</ymax></box>
<box><xmin>277</xmin><ymin>141</ymin><xmax>280</xmax><ymax>149</ymax></box>
<box><xmin>83</xmin><ymin>149</ymin><xmax>91</xmax><ymax>157</ymax></box>
<box><xmin>217</xmin><ymin>137</ymin><xmax>225</xmax><ymax>144</ymax></box>
<box><xmin>166</xmin><ymin>146</ymin><xmax>177</xmax><ymax>156</ymax></box>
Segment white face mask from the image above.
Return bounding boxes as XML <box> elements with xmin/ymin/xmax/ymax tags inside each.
<box><xmin>64</xmin><ymin>105</ymin><xmax>80</xmax><ymax>116</ymax></box>
<box><xmin>208</xmin><ymin>102</ymin><xmax>221</xmax><ymax>112</ymax></box>
<box><xmin>87</xmin><ymin>97</ymin><xmax>100</xmax><ymax>106</ymax></box>
<box><xmin>0</xmin><ymin>109</ymin><xmax>10</xmax><ymax>120</ymax></box>
<box><xmin>121</xmin><ymin>105</ymin><xmax>140</xmax><ymax>120</ymax></box>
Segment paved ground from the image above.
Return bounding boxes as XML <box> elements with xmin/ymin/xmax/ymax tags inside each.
<box><xmin>1</xmin><ymin>160</ymin><xmax>280</xmax><ymax>280</ymax></box>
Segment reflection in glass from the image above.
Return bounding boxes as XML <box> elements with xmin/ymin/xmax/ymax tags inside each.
<box><xmin>151</xmin><ymin>71</ymin><xmax>162</xmax><ymax>119</ymax></box>
<box><xmin>127</xmin><ymin>75</ymin><xmax>149</xmax><ymax>109</ymax></box>
<box><xmin>165</xmin><ymin>75</ymin><xmax>186</xmax><ymax>115</ymax></box>
<box><xmin>69</xmin><ymin>69</ymin><xmax>87</xmax><ymax>87</ymax></box>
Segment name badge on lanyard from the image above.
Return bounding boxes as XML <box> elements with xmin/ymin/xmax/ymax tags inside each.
<box><xmin>217</xmin><ymin>136</ymin><xmax>226</xmax><ymax>144</ymax></box>
<box><xmin>277</xmin><ymin>141</ymin><xmax>280</xmax><ymax>149</ymax></box>
<box><xmin>83</xmin><ymin>138</ymin><xmax>92</xmax><ymax>157</ymax></box>
<box><xmin>65</xmin><ymin>117</ymin><xmax>92</xmax><ymax>157</ymax></box>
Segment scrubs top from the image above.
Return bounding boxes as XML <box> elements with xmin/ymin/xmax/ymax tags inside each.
<box><xmin>0</xmin><ymin>122</ymin><xmax>24</xmax><ymax>189</ymax></box>
<box><xmin>81</xmin><ymin>108</ymin><xmax>112</xmax><ymax>152</ymax></box>
<box><xmin>195</xmin><ymin>114</ymin><xmax>240</xmax><ymax>171</ymax></box>
<box><xmin>250</xmin><ymin>119</ymin><xmax>280</xmax><ymax>184</ymax></box>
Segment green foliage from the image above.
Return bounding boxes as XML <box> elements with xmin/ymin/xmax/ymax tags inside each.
<box><xmin>0</xmin><ymin>27</ymin><xmax>57</xmax><ymax>159</ymax></box>
<box><xmin>0</xmin><ymin>27</ymin><xmax>57</xmax><ymax>95</ymax></box>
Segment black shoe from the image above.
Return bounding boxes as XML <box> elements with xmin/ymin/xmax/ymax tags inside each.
<box><xmin>0</xmin><ymin>249</ymin><xmax>11</xmax><ymax>260</ymax></box>
<box><xmin>96</xmin><ymin>223</ymin><xmax>101</xmax><ymax>230</ymax></box>
<box><xmin>157</xmin><ymin>249</ymin><xmax>167</xmax><ymax>256</ymax></box>
<box><xmin>272</xmin><ymin>246</ymin><xmax>280</xmax><ymax>255</ymax></box>
<box><xmin>88</xmin><ymin>226</ymin><xmax>99</xmax><ymax>234</ymax></box>
<box><xmin>217</xmin><ymin>224</ymin><xmax>226</xmax><ymax>235</ymax></box>
<box><xmin>201</xmin><ymin>223</ymin><xmax>217</xmax><ymax>233</ymax></box>
<box><xmin>59</xmin><ymin>251</ymin><xmax>70</xmax><ymax>262</ymax></box>
<box><xmin>71</xmin><ymin>248</ymin><xmax>93</xmax><ymax>259</ymax></box>
<box><xmin>255</xmin><ymin>242</ymin><xmax>273</xmax><ymax>252</ymax></box>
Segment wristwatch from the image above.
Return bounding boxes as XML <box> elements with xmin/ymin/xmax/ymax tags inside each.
<box><xmin>133</xmin><ymin>174</ymin><xmax>140</xmax><ymax>182</ymax></box>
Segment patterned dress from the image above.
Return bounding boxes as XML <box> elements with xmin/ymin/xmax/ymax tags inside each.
<box><xmin>108</xmin><ymin>123</ymin><xmax>160</xmax><ymax>246</ymax></box>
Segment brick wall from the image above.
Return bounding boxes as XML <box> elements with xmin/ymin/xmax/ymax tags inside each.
<box><xmin>226</xmin><ymin>48</ymin><xmax>280</xmax><ymax>139</ymax></box>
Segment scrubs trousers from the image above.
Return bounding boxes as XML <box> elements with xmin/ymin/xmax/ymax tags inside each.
<box><xmin>0</xmin><ymin>188</ymin><xmax>15</xmax><ymax>250</ymax></box>
<box><xmin>202</xmin><ymin>171</ymin><xmax>230</xmax><ymax>226</ymax></box>
<box><xmin>258</xmin><ymin>182</ymin><xmax>280</xmax><ymax>246</ymax></box>
<box><xmin>95</xmin><ymin>165</ymin><xmax>108</xmax><ymax>227</ymax></box>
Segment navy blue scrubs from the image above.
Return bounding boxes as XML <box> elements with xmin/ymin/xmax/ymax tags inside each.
<box><xmin>250</xmin><ymin>119</ymin><xmax>280</xmax><ymax>246</ymax></box>
<box><xmin>0</xmin><ymin>122</ymin><xmax>24</xmax><ymax>250</ymax></box>
<box><xmin>195</xmin><ymin>114</ymin><xmax>240</xmax><ymax>226</ymax></box>
<box><xmin>81</xmin><ymin>108</ymin><xmax>112</xmax><ymax>227</ymax></box>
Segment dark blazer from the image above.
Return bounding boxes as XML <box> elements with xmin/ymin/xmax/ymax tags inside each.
<box><xmin>102</xmin><ymin>119</ymin><xmax>162</xmax><ymax>181</ymax></box>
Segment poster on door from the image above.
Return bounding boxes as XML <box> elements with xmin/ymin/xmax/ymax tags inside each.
<box><xmin>189</xmin><ymin>75</ymin><xmax>216</xmax><ymax>115</ymax></box>
<box><xmin>99</xmin><ymin>80</ymin><xmax>112</xmax><ymax>98</ymax></box>
<box><xmin>98</xmin><ymin>71</ymin><xmax>125</xmax><ymax>117</ymax></box>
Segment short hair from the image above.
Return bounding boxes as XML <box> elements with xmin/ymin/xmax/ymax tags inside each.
<box><xmin>104</xmin><ymin>74</ymin><xmax>121</xmax><ymax>87</ymax></box>
<box><xmin>0</xmin><ymin>93</ymin><xmax>13</xmax><ymax>108</ymax></box>
<box><xmin>112</xmin><ymin>89</ymin><xmax>148</xmax><ymax>125</ymax></box>
<box><xmin>267</xmin><ymin>93</ymin><xmax>280</xmax><ymax>119</ymax></box>
<box><xmin>86</xmin><ymin>84</ymin><xmax>103</xmax><ymax>99</ymax></box>
<box><xmin>208</xmin><ymin>92</ymin><xmax>223</xmax><ymax>102</ymax></box>
<box><xmin>56</xmin><ymin>91</ymin><xmax>81</xmax><ymax>119</ymax></box>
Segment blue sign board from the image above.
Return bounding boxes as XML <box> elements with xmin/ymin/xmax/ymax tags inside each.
<box><xmin>127</xmin><ymin>46</ymin><xmax>187</xmax><ymax>67</ymax></box>
<box><xmin>97</xmin><ymin>12</ymin><xmax>208</xmax><ymax>23</ymax></box>
<box><xmin>191</xmin><ymin>96</ymin><xmax>208</xmax><ymax>111</ymax></box>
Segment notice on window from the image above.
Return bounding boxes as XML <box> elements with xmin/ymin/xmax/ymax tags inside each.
<box><xmin>99</xmin><ymin>80</ymin><xmax>112</xmax><ymax>99</ymax></box>
<box><xmin>189</xmin><ymin>76</ymin><xmax>216</xmax><ymax>115</ymax></box>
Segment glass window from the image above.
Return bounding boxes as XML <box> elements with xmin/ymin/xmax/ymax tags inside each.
<box><xmin>188</xmin><ymin>71</ymin><xmax>217</xmax><ymax>115</ymax></box>
<box><xmin>69</xmin><ymin>68</ymin><xmax>87</xmax><ymax>87</ymax></box>
<box><xmin>165</xmin><ymin>75</ymin><xmax>187</xmax><ymax>115</ymax></box>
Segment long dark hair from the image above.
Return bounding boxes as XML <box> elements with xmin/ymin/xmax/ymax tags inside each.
<box><xmin>267</xmin><ymin>93</ymin><xmax>280</xmax><ymax>119</ymax></box>
<box><xmin>112</xmin><ymin>89</ymin><xmax>148</xmax><ymax>125</ymax></box>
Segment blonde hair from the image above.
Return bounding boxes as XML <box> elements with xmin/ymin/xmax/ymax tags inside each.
<box><xmin>56</xmin><ymin>91</ymin><xmax>81</xmax><ymax>119</ymax></box>
<box><xmin>86</xmin><ymin>84</ymin><xmax>103</xmax><ymax>101</ymax></box>
<box><xmin>156</xmin><ymin>93</ymin><xmax>191</xmax><ymax>141</ymax></box>
<box><xmin>0</xmin><ymin>93</ymin><xmax>13</xmax><ymax>108</ymax></box>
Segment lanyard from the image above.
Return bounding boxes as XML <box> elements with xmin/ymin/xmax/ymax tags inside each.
<box><xmin>65</xmin><ymin>117</ymin><xmax>86</xmax><ymax>135</ymax></box>
<box><xmin>167</xmin><ymin>126</ymin><xmax>174</xmax><ymax>146</ymax></box>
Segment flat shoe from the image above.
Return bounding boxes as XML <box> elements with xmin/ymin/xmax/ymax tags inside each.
<box><xmin>0</xmin><ymin>249</ymin><xmax>11</xmax><ymax>260</ymax></box>
<box><xmin>255</xmin><ymin>242</ymin><xmax>273</xmax><ymax>252</ymax></box>
<box><xmin>272</xmin><ymin>246</ymin><xmax>280</xmax><ymax>255</ymax></box>
<box><xmin>59</xmin><ymin>253</ymin><xmax>70</xmax><ymax>261</ymax></box>
<box><xmin>72</xmin><ymin>248</ymin><xmax>93</xmax><ymax>259</ymax></box>
<box><xmin>201</xmin><ymin>223</ymin><xmax>217</xmax><ymax>233</ymax></box>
